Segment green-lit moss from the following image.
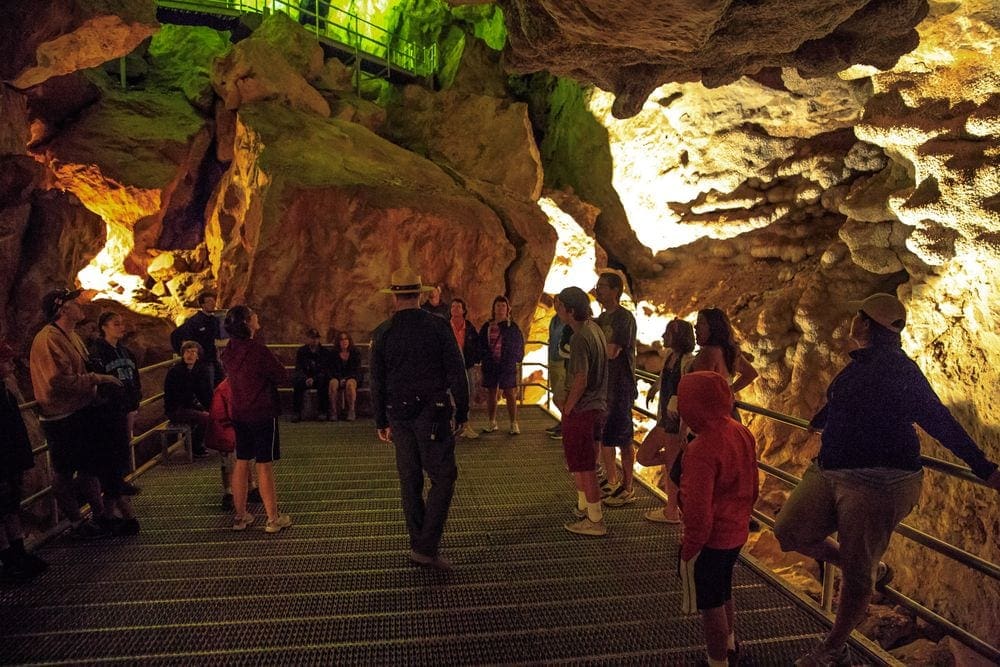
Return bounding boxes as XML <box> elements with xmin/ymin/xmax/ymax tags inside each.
<box><xmin>436</xmin><ymin>25</ymin><xmax>466</xmax><ymax>90</ymax></box>
<box><xmin>451</xmin><ymin>4</ymin><xmax>506</xmax><ymax>51</ymax></box>
<box><xmin>148</xmin><ymin>24</ymin><xmax>231</xmax><ymax>113</ymax></box>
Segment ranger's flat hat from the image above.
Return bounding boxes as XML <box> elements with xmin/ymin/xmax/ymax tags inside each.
<box><xmin>380</xmin><ymin>267</ymin><xmax>433</xmax><ymax>294</ymax></box>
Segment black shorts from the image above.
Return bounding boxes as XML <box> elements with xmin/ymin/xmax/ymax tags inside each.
<box><xmin>0</xmin><ymin>473</ymin><xmax>24</xmax><ymax>514</ymax></box>
<box><xmin>600</xmin><ymin>397</ymin><xmax>634</xmax><ymax>447</ymax></box>
<box><xmin>681</xmin><ymin>545</ymin><xmax>742</xmax><ymax>611</ymax></box>
<box><xmin>41</xmin><ymin>407</ymin><xmax>103</xmax><ymax>476</ymax></box>
<box><xmin>233</xmin><ymin>419</ymin><xmax>280</xmax><ymax>463</ymax></box>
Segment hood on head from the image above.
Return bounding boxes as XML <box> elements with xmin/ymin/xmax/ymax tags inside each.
<box><xmin>677</xmin><ymin>371</ymin><xmax>734</xmax><ymax>432</ymax></box>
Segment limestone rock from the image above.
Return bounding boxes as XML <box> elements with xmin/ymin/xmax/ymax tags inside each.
<box><xmin>249</xmin><ymin>11</ymin><xmax>324</xmax><ymax>80</ymax></box>
<box><xmin>206</xmin><ymin>101</ymin><xmax>521</xmax><ymax>340</ymax></box>
<box><xmin>857</xmin><ymin>604</ymin><xmax>917</xmax><ymax>649</ymax></box>
<box><xmin>497</xmin><ymin>0</ymin><xmax>926</xmax><ymax>118</ymax></box>
<box><xmin>22</xmin><ymin>72</ymin><xmax>101</xmax><ymax>148</ymax></box>
<box><xmin>0</xmin><ymin>86</ymin><xmax>30</xmax><ymax>155</ymax></box>
<box><xmin>42</xmin><ymin>87</ymin><xmax>211</xmax><ymax>292</ymax></box>
<box><xmin>211</xmin><ymin>38</ymin><xmax>330</xmax><ymax>117</ymax></box>
<box><xmin>328</xmin><ymin>95</ymin><xmax>387</xmax><ymax>134</ymax></box>
<box><xmin>5</xmin><ymin>189</ymin><xmax>105</xmax><ymax>349</ymax></box>
<box><xmin>147</xmin><ymin>24</ymin><xmax>231</xmax><ymax>113</ymax></box>
<box><xmin>4</xmin><ymin>0</ymin><xmax>158</xmax><ymax>89</ymax></box>
<box><xmin>386</xmin><ymin>85</ymin><xmax>543</xmax><ymax>201</ymax></box>
<box><xmin>838</xmin><ymin>218</ymin><xmax>905</xmax><ymax>274</ymax></box>
<box><xmin>311</xmin><ymin>58</ymin><xmax>353</xmax><ymax>93</ymax></box>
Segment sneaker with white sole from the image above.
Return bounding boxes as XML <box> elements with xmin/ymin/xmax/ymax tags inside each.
<box><xmin>460</xmin><ymin>425</ymin><xmax>479</xmax><ymax>439</ymax></box>
<box><xmin>265</xmin><ymin>514</ymin><xmax>292</xmax><ymax>534</ymax></box>
<box><xmin>232</xmin><ymin>513</ymin><xmax>255</xmax><ymax>531</ymax></box>
<box><xmin>481</xmin><ymin>422</ymin><xmax>499</xmax><ymax>433</ymax></box>
<box><xmin>564</xmin><ymin>516</ymin><xmax>607</xmax><ymax>536</ymax></box>
<box><xmin>509</xmin><ymin>422</ymin><xmax>520</xmax><ymax>435</ymax></box>
<box><xmin>793</xmin><ymin>642</ymin><xmax>851</xmax><ymax>667</ymax></box>
<box><xmin>571</xmin><ymin>506</ymin><xmax>586</xmax><ymax>519</ymax></box>
<box><xmin>603</xmin><ymin>486</ymin><xmax>636</xmax><ymax>507</ymax></box>
<box><xmin>643</xmin><ymin>507</ymin><xmax>680</xmax><ymax>524</ymax></box>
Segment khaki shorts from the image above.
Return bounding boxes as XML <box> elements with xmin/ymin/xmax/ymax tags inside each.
<box><xmin>549</xmin><ymin>362</ymin><xmax>568</xmax><ymax>408</ymax></box>
<box><xmin>774</xmin><ymin>462</ymin><xmax>922</xmax><ymax>592</ymax></box>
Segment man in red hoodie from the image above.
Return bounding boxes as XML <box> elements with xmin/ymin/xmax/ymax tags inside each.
<box><xmin>676</xmin><ymin>371</ymin><xmax>759</xmax><ymax>667</ymax></box>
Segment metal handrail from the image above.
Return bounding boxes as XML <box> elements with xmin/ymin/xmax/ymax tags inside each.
<box><xmin>551</xmin><ymin>343</ymin><xmax>998</xmax><ymax>659</ymax></box>
<box><xmin>156</xmin><ymin>0</ymin><xmax>437</xmax><ymax>76</ymax></box>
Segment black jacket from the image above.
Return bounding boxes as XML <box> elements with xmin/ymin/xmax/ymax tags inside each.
<box><xmin>371</xmin><ymin>308</ymin><xmax>469</xmax><ymax>429</ymax></box>
<box><xmin>89</xmin><ymin>339</ymin><xmax>142</xmax><ymax>413</ymax></box>
<box><xmin>164</xmin><ymin>361</ymin><xmax>214</xmax><ymax>415</ymax></box>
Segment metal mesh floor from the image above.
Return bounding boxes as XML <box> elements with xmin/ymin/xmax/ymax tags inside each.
<box><xmin>1</xmin><ymin>407</ymin><xmax>842</xmax><ymax>665</ymax></box>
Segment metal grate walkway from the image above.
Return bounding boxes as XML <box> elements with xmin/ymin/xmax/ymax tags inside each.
<box><xmin>1</xmin><ymin>407</ymin><xmax>842</xmax><ymax>665</ymax></box>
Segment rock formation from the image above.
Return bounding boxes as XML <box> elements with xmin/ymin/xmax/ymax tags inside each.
<box><xmin>498</xmin><ymin>0</ymin><xmax>928</xmax><ymax>119</ymax></box>
<box><xmin>0</xmin><ymin>0</ymin><xmax>997</xmax><ymax>657</ymax></box>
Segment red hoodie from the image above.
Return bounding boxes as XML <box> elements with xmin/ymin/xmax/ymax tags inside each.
<box><xmin>221</xmin><ymin>337</ymin><xmax>287</xmax><ymax>422</ymax></box>
<box><xmin>206</xmin><ymin>379</ymin><xmax>236</xmax><ymax>453</ymax></box>
<box><xmin>677</xmin><ymin>371</ymin><xmax>759</xmax><ymax>561</ymax></box>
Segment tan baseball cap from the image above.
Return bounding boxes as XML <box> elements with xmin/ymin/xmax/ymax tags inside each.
<box><xmin>850</xmin><ymin>293</ymin><xmax>906</xmax><ymax>333</ymax></box>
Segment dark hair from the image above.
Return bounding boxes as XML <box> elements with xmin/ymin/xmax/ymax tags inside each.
<box><xmin>224</xmin><ymin>305</ymin><xmax>253</xmax><ymax>340</ymax></box>
<box><xmin>598</xmin><ymin>271</ymin><xmax>624</xmax><ymax>298</ymax></box>
<box><xmin>197</xmin><ymin>292</ymin><xmax>217</xmax><ymax>306</ymax></box>
<box><xmin>450</xmin><ymin>298</ymin><xmax>467</xmax><ymax>317</ymax></box>
<box><xmin>666</xmin><ymin>319</ymin><xmax>695</xmax><ymax>355</ymax></box>
<box><xmin>337</xmin><ymin>331</ymin><xmax>354</xmax><ymax>349</ymax></box>
<box><xmin>180</xmin><ymin>340</ymin><xmax>204</xmax><ymax>357</ymax></box>
<box><xmin>557</xmin><ymin>287</ymin><xmax>591</xmax><ymax>322</ymax></box>
<box><xmin>698</xmin><ymin>308</ymin><xmax>739</xmax><ymax>372</ymax></box>
<box><xmin>491</xmin><ymin>295</ymin><xmax>511</xmax><ymax>322</ymax></box>
<box><xmin>859</xmin><ymin>311</ymin><xmax>902</xmax><ymax>347</ymax></box>
<box><xmin>97</xmin><ymin>311</ymin><xmax>120</xmax><ymax>338</ymax></box>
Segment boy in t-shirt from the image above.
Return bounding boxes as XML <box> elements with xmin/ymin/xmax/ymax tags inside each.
<box><xmin>676</xmin><ymin>371</ymin><xmax>759</xmax><ymax>666</ymax></box>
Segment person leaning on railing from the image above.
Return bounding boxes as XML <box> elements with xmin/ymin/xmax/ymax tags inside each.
<box><xmin>774</xmin><ymin>293</ymin><xmax>1000</xmax><ymax>667</ymax></box>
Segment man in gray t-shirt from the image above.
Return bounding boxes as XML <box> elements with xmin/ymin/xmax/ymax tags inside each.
<box><xmin>555</xmin><ymin>286</ymin><xmax>609</xmax><ymax>537</ymax></box>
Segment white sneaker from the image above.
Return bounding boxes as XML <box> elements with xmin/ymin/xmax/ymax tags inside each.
<box><xmin>265</xmin><ymin>513</ymin><xmax>292</xmax><ymax>534</ymax></box>
<box><xmin>460</xmin><ymin>425</ymin><xmax>479</xmax><ymax>439</ymax></box>
<box><xmin>509</xmin><ymin>422</ymin><xmax>520</xmax><ymax>435</ymax></box>
<box><xmin>564</xmin><ymin>517</ymin><xmax>607</xmax><ymax>536</ymax></box>
<box><xmin>481</xmin><ymin>422</ymin><xmax>499</xmax><ymax>433</ymax></box>
<box><xmin>232</xmin><ymin>513</ymin><xmax>255</xmax><ymax>531</ymax></box>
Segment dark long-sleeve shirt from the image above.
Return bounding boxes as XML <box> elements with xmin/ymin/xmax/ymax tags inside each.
<box><xmin>1</xmin><ymin>383</ymin><xmax>34</xmax><ymax>475</ymax></box>
<box><xmin>811</xmin><ymin>344</ymin><xmax>998</xmax><ymax>480</ymax></box>
<box><xmin>295</xmin><ymin>344</ymin><xmax>328</xmax><ymax>378</ymax></box>
<box><xmin>222</xmin><ymin>337</ymin><xmax>287</xmax><ymax>421</ymax></box>
<box><xmin>180</xmin><ymin>311</ymin><xmax>221</xmax><ymax>363</ymax></box>
<box><xmin>164</xmin><ymin>362</ymin><xmax>214</xmax><ymax>415</ymax></box>
<box><xmin>371</xmin><ymin>308</ymin><xmax>469</xmax><ymax>429</ymax></box>
<box><xmin>89</xmin><ymin>339</ymin><xmax>142</xmax><ymax>413</ymax></box>
<box><xmin>329</xmin><ymin>347</ymin><xmax>361</xmax><ymax>381</ymax></box>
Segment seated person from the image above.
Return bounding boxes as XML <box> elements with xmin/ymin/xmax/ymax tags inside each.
<box><xmin>164</xmin><ymin>340</ymin><xmax>214</xmax><ymax>458</ymax></box>
<box><xmin>292</xmin><ymin>328</ymin><xmax>330</xmax><ymax>422</ymax></box>
<box><xmin>328</xmin><ymin>331</ymin><xmax>361</xmax><ymax>421</ymax></box>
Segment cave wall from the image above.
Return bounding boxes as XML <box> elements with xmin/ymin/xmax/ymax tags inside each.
<box><xmin>0</xmin><ymin>0</ymin><xmax>997</xmax><ymax>653</ymax></box>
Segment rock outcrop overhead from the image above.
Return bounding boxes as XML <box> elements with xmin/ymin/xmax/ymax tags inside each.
<box><xmin>498</xmin><ymin>0</ymin><xmax>928</xmax><ymax>118</ymax></box>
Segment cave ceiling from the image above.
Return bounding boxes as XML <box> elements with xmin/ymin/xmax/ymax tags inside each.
<box><xmin>493</xmin><ymin>0</ymin><xmax>929</xmax><ymax>118</ymax></box>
